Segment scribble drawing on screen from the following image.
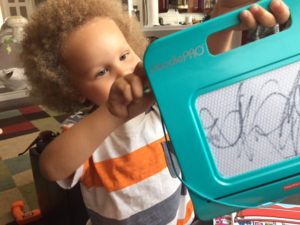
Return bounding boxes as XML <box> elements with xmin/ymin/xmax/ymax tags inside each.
<box><xmin>197</xmin><ymin>61</ymin><xmax>300</xmax><ymax>177</ymax></box>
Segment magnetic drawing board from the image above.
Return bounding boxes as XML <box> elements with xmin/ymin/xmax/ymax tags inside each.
<box><xmin>144</xmin><ymin>0</ymin><xmax>300</xmax><ymax>221</ymax></box>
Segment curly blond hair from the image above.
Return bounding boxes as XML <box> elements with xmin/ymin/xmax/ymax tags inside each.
<box><xmin>22</xmin><ymin>0</ymin><xmax>148</xmax><ymax>113</ymax></box>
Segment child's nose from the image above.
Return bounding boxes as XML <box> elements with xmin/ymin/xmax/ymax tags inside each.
<box><xmin>115</xmin><ymin>64</ymin><xmax>134</xmax><ymax>78</ymax></box>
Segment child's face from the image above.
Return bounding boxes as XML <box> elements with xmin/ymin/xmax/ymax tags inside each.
<box><xmin>62</xmin><ymin>17</ymin><xmax>141</xmax><ymax>106</ymax></box>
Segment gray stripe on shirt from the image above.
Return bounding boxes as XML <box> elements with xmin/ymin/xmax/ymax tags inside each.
<box><xmin>87</xmin><ymin>185</ymin><xmax>181</xmax><ymax>225</ymax></box>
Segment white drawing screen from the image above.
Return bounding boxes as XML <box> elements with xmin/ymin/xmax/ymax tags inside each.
<box><xmin>196</xmin><ymin>61</ymin><xmax>300</xmax><ymax>177</ymax></box>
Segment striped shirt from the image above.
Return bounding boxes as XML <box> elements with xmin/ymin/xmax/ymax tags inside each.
<box><xmin>58</xmin><ymin>108</ymin><xmax>194</xmax><ymax>225</ymax></box>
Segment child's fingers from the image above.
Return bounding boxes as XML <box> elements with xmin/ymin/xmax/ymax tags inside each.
<box><xmin>133</xmin><ymin>61</ymin><xmax>151</xmax><ymax>94</ymax></box>
<box><xmin>113</xmin><ymin>78</ymin><xmax>133</xmax><ymax>104</ymax></box>
<box><xmin>107</xmin><ymin>62</ymin><xmax>154</xmax><ymax>118</ymax></box>
<box><xmin>237</xmin><ymin>0</ymin><xmax>290</xmax><ymax>31</ymax></box>
<box><xmin>124</xmin><ymin>74</ymin><xmax>144</xmax><ymax>102</ymax></box>
<box><xmin>239</xmin><ymin>9</ymin><xmax>257</xmax><ymax>30</ymax></box>
<box><xmin>107</xmin><ymin>78</ymin><xmax>132</xmax><ymax>117</ymax></box>
<box><xmin>269</xmin><ymin>0</ymin><xmax>290</xmax><ymax>25</ymax></box>
<box><xmin>249</xmin><ymin>4</ymin><xmax>277</xmax><ymax>27</ymax></box>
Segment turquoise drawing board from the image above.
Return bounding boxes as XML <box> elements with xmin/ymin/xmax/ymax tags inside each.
<box><xmin>144</xmin><ymin>0</ymin><xmax>300</xmax><ymax>220</ymax></box>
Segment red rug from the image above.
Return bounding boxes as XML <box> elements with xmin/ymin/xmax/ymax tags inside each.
<box><xmin>0</xmin><ymin>105</ymin><xmax>68</xmax><ymax>140</ymax></box>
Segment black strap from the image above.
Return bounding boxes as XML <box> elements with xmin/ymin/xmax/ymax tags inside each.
<box><xmin>18</xmin><ymin>136</ymin><xmax>40</xmax><ymax>156</ymax></box>
<box><xmin>18</xmin><ymin>130</ymin><xmax>58</xmax><ymax>156</ymax></box>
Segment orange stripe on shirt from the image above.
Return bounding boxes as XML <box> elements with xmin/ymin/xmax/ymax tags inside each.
<box><xmin>177</xmin><ymin>200</ymin><xmax>194</xmax><ymax>225</ymax></box>
<box><xmin>81</xmin><ymin>137</ymin><xmax>167</xmax><ymax>192</ymax></box>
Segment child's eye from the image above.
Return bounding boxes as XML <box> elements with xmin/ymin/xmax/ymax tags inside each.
<box><xmin>120</xmin><ymin>52</ymin><xmax>129</xmax><ymax>61</ymax></box>
<box><xmin>95</xmin><ymin>68</ymin><xmax>109</xmax><ymax>77</ymax></box>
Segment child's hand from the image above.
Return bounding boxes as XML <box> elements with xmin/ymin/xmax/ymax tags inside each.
<box><xmin>213</xmin><ymin>0</ymin><xmax>290</xmax><ymax>30</ymax></box>
<box><xmin>106</xmin><ymin>62</ymin><xmax>154</xmax><ymax>119</ymax></box>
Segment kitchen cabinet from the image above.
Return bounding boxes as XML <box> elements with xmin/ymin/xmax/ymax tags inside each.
<box><xmin>188</xmin><ymin>0</ymin><xmax>215</xmax><ymax>13</ymax></box>
<box><xmin>159</xmin><ymin>0</ymin><xmax>169</xmax><ymax>13</ymax></box>
<box><xmin>188</xmin><ymin>0</ymin><xmax>204</xmax><ymax>12</ymax></box>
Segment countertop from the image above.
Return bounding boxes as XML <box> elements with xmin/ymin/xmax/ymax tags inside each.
<box><xmin>143</xmin><ymin>24</ymin><xmax>193</xmax><ymax>38</ymax></box>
